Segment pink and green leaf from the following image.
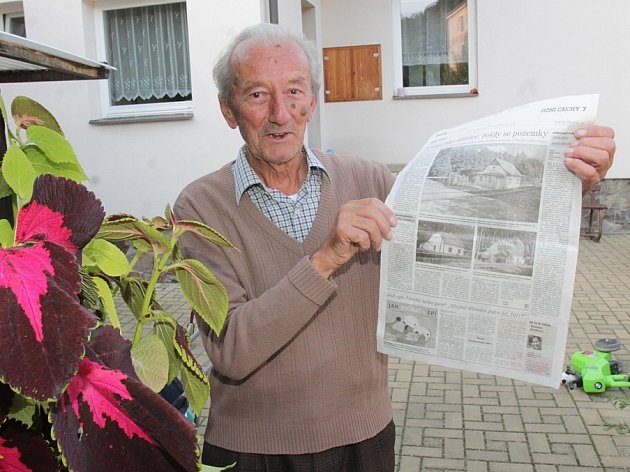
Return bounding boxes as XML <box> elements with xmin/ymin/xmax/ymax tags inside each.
<box><xmin>0</xmin><ymin>241</ymin><xmax>81</xmax><ymax>340</ymax></box>
<box><xmin>0</xmin><ymin>241</ymin><xmax>97</xmax><ymax>400</ymax></box>
<box><xmin>0</xmin><ymin>175</ymin><xmax>104</xmax><ymax>399</ymax></box>
<box><xmin>85</xmin><ymin>325</ymin><xmax>137</xmax><ymax>377</ymax></box>
<box><xmin>51</xmin><ymin>327</ymin><xmax>199</xmax><ymax>472</ymax></box>
<box><xmin>0</xmin><ymin>280</ymin><xmax>97</xmax><ymax>401</ymax></box>
<box><xmin>64</xmin><ymin>359</ymin><xmax>156</xmax><ymax>444</ymax></box>
<box><xmin>0</xmin><ymin>420</ymin><xmax>58</xmax><ymax>471</ymax></box>
<box><xmin>15</xmin><ymin>174</ymin><xmax>104</xmax><ymax>253</ymax></box>
<box><xmin>0</xmin><ymin>243</ymin><xmax>56</xmax><ymax>342</ymax></box>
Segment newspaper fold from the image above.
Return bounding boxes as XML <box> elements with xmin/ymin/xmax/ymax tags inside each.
<box><xmin>377</xmin><ymin>95</ymin><xmax>599</xmax><ymax>388</ymax></box>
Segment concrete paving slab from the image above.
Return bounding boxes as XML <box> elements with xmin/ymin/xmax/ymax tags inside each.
<box><xmin>116</xmin><ymin>234</ymin><xmax>630</xmax><ymax>471</ymax></box>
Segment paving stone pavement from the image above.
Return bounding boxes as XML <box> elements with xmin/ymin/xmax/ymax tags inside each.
<box><xmin>118</xmin><ymin>234</ymin><xmax>630</xmax><ymax>471</ymax></box>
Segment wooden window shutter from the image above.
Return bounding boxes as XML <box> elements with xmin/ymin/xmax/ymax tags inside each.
<box><xmin>323</xmin><ymin>44</ymin><xmax>382</xmax><ymax>102</ymax></box>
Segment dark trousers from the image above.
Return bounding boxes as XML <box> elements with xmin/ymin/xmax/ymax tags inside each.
<box><xmin>202</xmin><ymin>420</ymin><xmax>396</xmax><ymax>472</ymax></box>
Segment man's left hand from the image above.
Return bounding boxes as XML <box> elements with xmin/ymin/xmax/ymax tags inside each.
<box><xmin>564</xmin><ymin>124</ymin><xmax>615</xmax><ymax>192</ymax></box>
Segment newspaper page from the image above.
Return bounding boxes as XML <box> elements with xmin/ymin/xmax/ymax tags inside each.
<box><xmin>377</xmin><ymin>95</ymin><xmax>599</xmax><ymax>388</ymax></box>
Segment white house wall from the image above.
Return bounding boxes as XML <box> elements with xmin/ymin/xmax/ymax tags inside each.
<box><xmin>320</xmin><ymin>0</ymin><xmax>629</xmax><ymax>179</ymax></box>
<box><xmin>0</xmin><ymin>0</ymin><xmax>262</xmax><ymax>217</ymax></box>
<box><xmin>0</xmin><ymin>0</ymin><xmax>627</xmax><ymax>218</ymax></box>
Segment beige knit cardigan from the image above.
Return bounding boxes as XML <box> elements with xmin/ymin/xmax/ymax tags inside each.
<box><xmin>174</xmin><ymin>151</ymin><xmax>395</xmax><ymax>454</ymax></box>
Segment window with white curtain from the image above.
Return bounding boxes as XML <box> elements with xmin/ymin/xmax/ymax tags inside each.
<box><xmin>104</xmin><ymin>2</ymin><xmax>191</xmax><ymax>106</ymax></box>
<box><xmin>92</xmin><ymin>0</ymin><xmax>192</xmax><ymax>120</ymax></box>
<box><xmin>393</xmin><ymin>0</ymin><xmax>477</xmax><ymax>97</ymax></box>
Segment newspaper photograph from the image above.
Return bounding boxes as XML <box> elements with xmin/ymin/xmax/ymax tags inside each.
<box><xmin>377</xmin><ymin>95</ymin><xmax>599</xmax><ymax>388</ymax></box>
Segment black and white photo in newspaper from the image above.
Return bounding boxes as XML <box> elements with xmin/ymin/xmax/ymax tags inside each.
<box><xmin>377</xmin><ymin>95</ymin><xmax>599</xmax><ymax>388</ymax></box>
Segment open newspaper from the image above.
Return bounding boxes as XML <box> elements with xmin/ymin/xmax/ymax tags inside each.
<box><xmin>377</xmin><ymin>95</ymin><xmax>599</xmax><ymax>388</ymax></box>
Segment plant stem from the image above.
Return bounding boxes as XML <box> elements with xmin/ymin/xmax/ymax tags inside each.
<box><xmin>127</xmin><ymin>249</ymin><xmax>144</xmax><ymax>272</ymax></box>
<box><xmin>133</xmin><ymin>247</ymin><xmax>173</xmax><ymax>347</ymax></box>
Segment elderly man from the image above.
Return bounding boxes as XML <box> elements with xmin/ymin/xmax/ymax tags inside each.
<box><xmin>174</xmin><ymin>23</ymin><xmax>615</xmax><ymax>472</ymax></box>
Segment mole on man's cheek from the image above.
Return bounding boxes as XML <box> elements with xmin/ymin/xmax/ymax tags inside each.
<box><xmin>300</xmin><ymin>107</ymin><xmax>308</xmax><ymax>116</ymax></box>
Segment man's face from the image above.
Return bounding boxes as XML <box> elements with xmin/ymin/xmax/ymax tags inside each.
<box><xmin>220</xmin><ymin>39</ymin><xmax>317</xmax><ymax>167</ymax></box>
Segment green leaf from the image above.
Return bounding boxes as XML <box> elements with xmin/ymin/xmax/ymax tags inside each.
<box><xmin>143</xmin><ymin>215</ymin><xmax>168</xmax><ymax>230</ymax></box>
<box><xmin>23</xmin><ymin>145</ymin><xmax>87</xmax><ymax>182</ymax></box>
<box><xmin>0</xmin><ymin>171</ymin><xmax>13</xmax><ymax>199</ymax></box>
<box><xmin>2</xmin><ymin>144</ymin><xmax>36</xmax><ymax>200</ymax></box>
<box><xmin>0</xmin><ymin>219</ymin><xmax>13</xmax><ymax>247</ymax></box>
<box><xmin>175</xmin><ymin>220</ymin><xmax>237</xmax><ymax>249</ymax></box>
<box><xmin>11</xmin><ymin>96</ymin><xmax>63</xmax><ymax>134</ymax></box>
<box><xmin>173</xmin><ymin>324</ymin><xmax>209</xmax><ymax>415</ymax></box>
<box><xmin>164</xmin><ymin>203</ymin><xmax>173</xmax><ymax>226</ymax></box>
<box><xmin>0</xmin><ymin>94</ymin><xmax>9</xmax><ymax>130</ymax></box>
<box><xmin>83</xmin><ymin>238</ymin><xmax>130</xmax><ymax>277</ymax></box>
<box><xmin>8</xmin><ymin>393</ymin><xmax>37</xmax><ymax>427</ymax></box>
<box><xmin>79</xmin><ymin>265</ymin><xmax>101</xmax><ymax>312</ymax></box>
<box><xmin>174</xmin><ymin>259</ymin><xmax>228</xmax><ymax>336</ymax></box>
<box><xmin>201</xmin><ymin>464</ymin><xmax>236</xmax><ymax>471</ymax></box>
<box><xmin>131</xmin><ymin>332</ymin><xmax>170</xmax><ymax>392</ymax></box>
<box><xmin>154</xmin><ymin>319</ymin><xmax>181</xmax><ymax>384</ymax></box>
<box><xmin>97</xmin><ymin>215</ymin><xmax>170</xmax><ymax>253</ymax></box>
<box><xmin>0</xmin><ymin>96</ymin><xmax>17</xmax><ymax>145</ymax></box>
<box><xmin>171</xmin><ymin>241</ymin><xmax>182</xmax><ymax>263</ymax></box>
<box><xmin>179</xmin><ymin>361</ymin><xmax>210</xmax><ymax>417</ymax></box>
<box><xmin>132</xmin><ymin>238</ymin><xmax>152</xmax><ymax>253</ymax></box>
<box><xmin>120</xmin><ymin>277</ymin><xmax>149</xmax><ymax>320</ymax></box>
<box><xmin>92</xmin><ymin>275</ymin><xmax>121</xmax><ymax>330</ymax></box>
<box><xmin>26</xmin><ymin>125</ymin><xmax>75</xmax><ymax>164</ymax></box>
<box><xmin>132</xmin><ymin>238</ymin><xmax>152</xmax><ymax>254</ymax></box>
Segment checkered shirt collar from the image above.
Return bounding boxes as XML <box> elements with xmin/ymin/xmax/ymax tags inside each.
<box><xmin>232</xmin><ymin>145</ymin><xmax>328</xmax><ymax>204</ymax></box>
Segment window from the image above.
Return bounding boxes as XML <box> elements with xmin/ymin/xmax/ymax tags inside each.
<box><xmin>393</xmin><ymin>0</ymin><xmax>477</xmax><ymax>97</ymax></box>
<box><xmin>3</xmin><ymin>12</ymin><xmax>26</xmax><ymax>37</ymax></box>
<box><xmin>94</xmin><ymin>0</ymin><xmax>192</xmax><ymax>119</ymax></box>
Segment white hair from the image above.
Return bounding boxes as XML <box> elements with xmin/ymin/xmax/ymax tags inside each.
<box><xmin>213</xmin><ymin>23</ymin><xmax>322</xmax><ymax>103</ymax></box>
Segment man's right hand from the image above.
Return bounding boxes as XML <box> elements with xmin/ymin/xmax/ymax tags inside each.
<box><xmin>310</xmin><ymin>198</ymin><xmax>397</xmax><ymax>279</ymax></box>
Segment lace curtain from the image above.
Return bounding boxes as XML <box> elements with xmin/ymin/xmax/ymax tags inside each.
<box><xmin>401</xmin><ymin>0</ymin><xmax>467</xmax><ymax>66</ymax></box>
<box><xmin>105</xmin><ymin>2</ymin><xmax>191</xmax><ymax>104</ymax></box>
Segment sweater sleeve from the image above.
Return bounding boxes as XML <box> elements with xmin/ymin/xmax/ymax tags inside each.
<box><xmin>174</xmin><ymin>190</ymin><xmax>337</xmax><ymax>381</ymax></box>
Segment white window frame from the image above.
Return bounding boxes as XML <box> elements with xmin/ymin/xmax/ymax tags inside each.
<box><xmin>93</xmin><ymin>0</ymin><xmax>193</xmax><ymax>120</ymax></box>
<box><xmin>4</xmin><ymin>11</ymin><xmax>25</xmax><ymax>36</ymax></box>
<box><xmin>0</xmin><ymin>1</ymin><xmax>26</xmax><ymax>37</ymax></box>
<box><xmin>392</xmin><ymin>0</ymin><xmax>477</xmax><ymax>98</ymax></box>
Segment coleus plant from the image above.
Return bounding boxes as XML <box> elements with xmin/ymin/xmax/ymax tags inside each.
<box><xmin>86</xmin><ymin>205</ymin><xmax>235</xmax><ymax>416</ymax></box>
<box><xmin>0</xmin><ymin>97</ymin><xmax>234</xmax><ymax>471</ymax></box>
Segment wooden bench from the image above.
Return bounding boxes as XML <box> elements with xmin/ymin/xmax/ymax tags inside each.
<box><xmin>581</xmin><ymin>183</ymin><xmax>608</xmax><ymax>242</ymax></box>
